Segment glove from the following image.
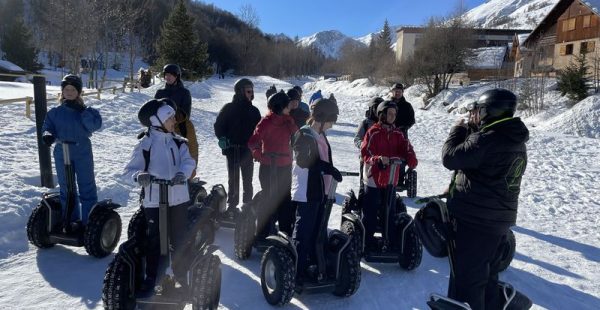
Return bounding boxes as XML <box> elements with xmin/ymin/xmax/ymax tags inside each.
<box><xmin>136</xmin><ymin>172</ymin><xmax>153</xmax><ymax>187</ymax></box>
<box><xmin>330</xmin><ymin>166</ymin><xmax>343</xmax><ymax>182</ymax></box>
<box><xmin>408</xmin><ymin>157</ymin><xmax>418</xmax><ymax>169</ymax></box>
<box><xmin>251</xmin><ymin>149</ymin><xmax>262</xmax><ymax>162</ymax></box>
<box><xmin>171</xmin><ymin>172</ymin><xmax>187</xmax><ymax>184</ymax></box>
<box><xmin>218</xmin><ymin>137</ymin><xmax>229</xmax><ymax>150</ymax></box>
<box><xmin>42</xmin><ymin>133</ymin><xmax>55</xmax><ymax>146</ymax></box>
<box><xmin>64</xmin><ymin>100</ymin><xmax>86</xmax><ymax>112</ymax></box>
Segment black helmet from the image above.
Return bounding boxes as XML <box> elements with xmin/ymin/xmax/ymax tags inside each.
<box><xmin>414</xmin><ymin>199</ymin><xmax>451</xmax><ymax>258</ymax></box>
<box><xmin>162</xmin><ymin>64</ymin><xmax>181</xmax><ymax>78</ymax></box>
<box><xmin>61</xmin><ymin>74</ymin><xmax>83</xmax><ymax>94</ymax></box>
<box><xmin>477</xmin><ymin>88</ymin><xmax>517</xmax><ymax>123</ymax></box>
<box><xmin>234</xmin><ymin>78</ymin><xmax>254</xmax><ymax>96</ymax></box>
<box><xmin>266</xmin><ymin>84</ymin><xmax>277</xmax><ymax>99</ymax></box>
<box><xmin>138</xmin><ymin>98</ymin><xmax>177</xmax><ymax>127</ymax></box>
<box><xmin>376</xmin><ymin>100</ymin><xmax>397</xmax><ymax>118</ymax></box>
<box><xmin>311</xmin><ymin>97</ymin><xmax>339</xmax><ymax>123</ymax></box>
<box><xmin>292</xmin><ymin>85</ymin><xmax>303</xmax><ymax>95</ymax></box>
<box><xmin>286</xmin><ymin>88</ymin><xmax>301</xmax><ymax>101</ymax></box>
<box><xmin>267</xmin><ymin>90</ymin><xmax>291</xmax><ymax>115</ymax></box>
<box><xmin>367</xmin><ymin>97</ymin><xmax>384</xmax><ymax>120</ymax></box>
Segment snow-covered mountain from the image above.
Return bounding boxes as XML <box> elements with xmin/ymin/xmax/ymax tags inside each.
<box><xmin>462</xmin><ymin>0</ymin><xmax>559</xmax><ymax>29</ymax></box>
<box><xmin>297</xmin><ymin>30</ymin><xmax>363</xmax><ymax>58</ymax></box>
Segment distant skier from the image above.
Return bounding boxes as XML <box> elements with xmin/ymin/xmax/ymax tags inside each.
<box><xmin>442</xmin><ymin>89</ymin><xmax>531</xmax><ymax>309</ymax></box>
<box><xmin>41</xmin><ymin>74</ymin><xmax>102</xmax><ymax>228</ymax></box>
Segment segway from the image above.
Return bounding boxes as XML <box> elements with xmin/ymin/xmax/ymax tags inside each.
<box><xmin>340</xmin><ymin>159</ymin><xmax>423</xmax><ymax>270</ymax></box>
<box><xmin>396</xmin><ymin>162</ymin><xmax>417</xmax><ymax>198</ymax></box>
<box><xmin>259</xmin><ymin>179</ymin><xmax>361</xmax><ymax>306</ymax></box>
<box><xmin>234</xmin><ymin>153</ymin><xmax>284</xmax><ymax>260</ymax></box>
<box><xmin>102</xmin><ymin>178</ymin><xmax>221</xmax><ymax>310</ymax></box>
<box><xmin>27</xmin><ymin>140</ymin><xmax>122</xmax><ymax>258</ymax></box>
<box><xmin>219</xmin><ymin>144</ymin><xmax>242</xmax><ymax>228</ymax></box>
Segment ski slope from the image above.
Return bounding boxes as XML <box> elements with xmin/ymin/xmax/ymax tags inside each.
<box><xmin>0</xmin><ymin>76</ymin><xmax>598</xmax><ymax>309</ymax></box>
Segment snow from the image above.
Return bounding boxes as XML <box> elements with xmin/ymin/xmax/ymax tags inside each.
<box><xmin>0</xmin><ymin>74</ymin><xmax>599</xmax><ymax>309</ymax></box>
<box><xmin>0</xmin><ymin>59</ymin><xmax>25</xmax><ymax>72</ymax></box>
<box><xmin>463</xmin><ymin>0</ymin><xmax>559</xmax><ymax>30</ymax></box>
<box><xmin>467</xmin><ymin>46</ymin><xmax>507</xmax><ymax>69</ymax></box>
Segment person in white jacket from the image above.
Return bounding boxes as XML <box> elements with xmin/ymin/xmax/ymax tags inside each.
<box><xmin>123</xmin><ymin>99</ymin><xmax>196</xmax><ymax>296</ymax></box>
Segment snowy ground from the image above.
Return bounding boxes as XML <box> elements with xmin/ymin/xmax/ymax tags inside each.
<box><xmin>0</xmin><ymin>76</ymin><xmax>598</xmax><ymax>309</ymax></box>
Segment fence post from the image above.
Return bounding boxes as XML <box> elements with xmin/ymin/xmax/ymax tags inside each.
<box><xmin>97</xmin><ymin>89</ymin><xmax>101</xmax><ymax>100</ymax></box>
<box><xmin>33</xmin><ymin>76</ymin><xmax>54</xmax><ymax>188</ymax></box>
<box><xmin>25</xmin><ymin>97</ymin><xmax>32</xmax><ymax>118</ymax></box>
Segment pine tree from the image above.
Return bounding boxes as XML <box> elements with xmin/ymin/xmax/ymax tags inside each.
<box><xmin>155</xmin><ymin>0</ymin><xmax>210</xmax><ymax>79</ymax></box>
<box><xmin>557</xmin><ymin>53</ymin><xmax>589</xmax><ymax>103</ymax></box>
<box><xmin>0</xmin><ymin>16</ymin><xmax>42</xmax><ymax>72</ymax></box>
<box><xmin>379</xmin><ymin>20</ymin><xmax>393</xmax><ymax>48</ymax></box>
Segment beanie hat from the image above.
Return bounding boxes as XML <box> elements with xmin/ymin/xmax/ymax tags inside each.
<box><xmin>286</xmin><ymin>88</ymin><xmax>301</xmax><ymax>101</ymax></box>
<box><xmin>61</xmin><ymin>74</ymin><xmax>83</xmax><ymax>94</ymax></box>
<box><xmin>309</xmin><ymin>90</ymin><xmax>323</xmax><ymax>105</ymax></box>
<box><xmin>391</xmin><ymin>83</ymin><xmax>404</xmax><ymax>91</ymax></box>
<box><xmin>150</xmin><ymin>104</ymin><xmax>176</xmax><ymax>127</ymax></box>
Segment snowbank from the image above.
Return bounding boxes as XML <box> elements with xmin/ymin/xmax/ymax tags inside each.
<box><xmin>536</xmin><ymin>95</ymin><xmax>600</xmax><ymax>138</ymax></box>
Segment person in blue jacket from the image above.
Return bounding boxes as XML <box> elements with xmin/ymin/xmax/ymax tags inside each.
<box><xmin>41</xmin><ymin>74</ymin><xmax>102</xmax><ymax>226</ymax></box>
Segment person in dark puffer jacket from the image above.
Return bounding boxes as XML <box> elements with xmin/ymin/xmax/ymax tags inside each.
<box><xmin>214</xmin><ymin>78</ymin><xmax>262</xmax><ymax>219</ymax></box>
<box><xmin>442</xmin><ymin>88</ymin><xmax>532</xmax><ymax>310</ymax></box>
<box><xmin>390</xmin><ymin>83</ymin><xmax>415</xmax><ymax>138</ymax></box>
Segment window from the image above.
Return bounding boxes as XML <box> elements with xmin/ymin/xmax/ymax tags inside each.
<box><xmin>581</xmin><ymin>41</ymin><xmax>595</xmax><ymax>53</ymax></box>
<box><xmin>583</xmin><ymin>15</ymin><xmax>591</xmax><ymax>28</ymax></box>
<box><xmin>562</xmin><ymin>18</ymin><xmax>576</xmax><ymax>32</ymax></box>
<box><xmin>560</xmin><ymin>44</ymin><xmax>574</xmax><ymax>55</ymax></box>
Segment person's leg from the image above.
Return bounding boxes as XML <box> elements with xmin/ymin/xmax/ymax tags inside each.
<box><xmin>225</xmin><ymin>153</ymin><xmax>239</xmax><ymax>208</ymax></box>
<box><xmin>240</xmin><ymin>149</ymin><xmax>254</xmax><ymax>204</ymax></box>
<box><xmin>361</xmin><ymin>186</ymin><xmax>381</xmax><ymax>248</ymax></box>
<box><xmin>292</xmin><ymin>201</ymin><xmax>320</xmax><ymax>277</ymax></box>
<box><xmin>169</xmin><ymin>203</ymin><xmax>190</xmax><ymax>285</ymax></box>
<box><xmin>73</xmin><ymin>151</ymin><xmax>98</xmax><ymax>224</ymax></box>
<box><xmin>256</xmin><ymin>164</ymin><xmax>274</xmax><ymax>238</ymax></box>
<box><xmin>143</xmin><ymin>207</ymin><xmax>160</xmax><ymax>287</ymax></box>
<box><xmin>449</xmin><ymin>220</ymin><xmax>504</xmax><ymax>310</ymax></box>
<box><xmin>276</xmin><ymin>165</ymin><xmax>294</xmax><ymax>236</ymax></box>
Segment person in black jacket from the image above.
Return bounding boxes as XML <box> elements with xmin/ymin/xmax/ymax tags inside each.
<box><xmin>354</xmin><ymin>97</ymin><xmax>383</xmax><ymax>192</ymax></box>
<box><xmin>390</xmin><ymin>83</ymin><xmax>415</xmax><ymax>138</ymax></box>
<box><xmin>154</xmin><ymin>64</ymin><xmax>198</xmax><ymax>177</ymax></box>
<box><xmin>214</xmin><ymin>78</ymin><xmax>262</xmax><ymax>220</ymax></box>
<box><xmin>442</xmin><ymin>89</ymin><xmax>531</xmax><ymax>310</ymax></box>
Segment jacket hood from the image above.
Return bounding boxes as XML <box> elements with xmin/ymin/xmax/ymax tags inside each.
<box><xmin>483</xmin><ymin>117</ymin><xmax>529</xmax><ymax>144</ymax></box>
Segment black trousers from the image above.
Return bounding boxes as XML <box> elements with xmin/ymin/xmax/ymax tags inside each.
<box><xmin>293</xmin><ymin>200</ymin><xmax>324</xmax><ymax>275</ymax></box>
<box><xmin>257</xmin><ymin>164</ymin><xmax>295</xmax><ymax>237</ymax></box>
<box><xmin>225</xmin><ymin>149</ymin><xmax>254</xmax><ymax>207</ymax></box>
<box><xmin>361</xmin><ymin>185</ymin><xmax>399</xmax><ymax>247</ymax></box>
<box><xmin>143</xmin><ymin>204</ymin><xmax>189</xmax><ymax>284</ymax></box>
<box><xmin>448</xmin><ymin>219</ymin><xmax>506</xmax><ymax>310</ymax></box>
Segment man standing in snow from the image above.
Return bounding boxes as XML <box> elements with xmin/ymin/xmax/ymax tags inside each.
<box><xmin>390</xmin><ymin>83</ymin><xmax>415</xmax><ymax>138</ymax></box>
<box><xmin>214</xmin><ymin>78</ymin><xmax>261</xmax><ymax>222</ymax></box>
<box><xmin>154</xmin><ymin>64</ymin><xmax>198</xmax><ymax>177</ymax></box>
<box><xmin>442</xmin><ymin>88</ymin><xmax>531</xmax><ymax>310</ymax></box>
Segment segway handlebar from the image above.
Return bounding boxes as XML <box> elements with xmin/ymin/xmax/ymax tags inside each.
<box><xmin>151</xmin><ymin>178</ymin><xmax>186</xmax><ymax>186</ymax></box>
<box><xmin>339</xmin><ymin>171</ymin><xmax>359</xmax><ymax>177</ymax></box>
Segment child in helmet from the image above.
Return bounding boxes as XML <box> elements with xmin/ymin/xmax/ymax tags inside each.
<box><xmin>248</xmin><ymin>91</ymin><xmax>298</xmax><ymax>237</ymax></box>
<box><xmin>360</xmin><ymin>100</ymin><xmax>418</xmax><ymax>249</ymax></box>
<box><xmin>41</xmin><ymin>74</ymin><xmax>102</xmax><ymax>228</ymax></box>
<box><xmin>291</xmin><ymin>95</ymin><xmax>343</xmax><ymax>283</ymax></box>
<box><xmin>123</xmin><ymin>98</ymin><xmax>196</xmax><ymax>296</ymax></box>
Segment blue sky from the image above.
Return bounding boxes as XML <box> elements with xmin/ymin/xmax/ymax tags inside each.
<box><xmin>202</xmin><ymin>0</ymin><xmax>486</xmax><ymax>38</ymax></box>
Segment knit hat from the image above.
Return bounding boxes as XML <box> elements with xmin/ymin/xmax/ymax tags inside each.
<box><xmin>61</xmin><ymin>74</ymin><xmax>83</xmax><ymax>94</ymax></box>
<box><xmin>286</xmin><ymin>88</ymin><xmax>301</xmax><ymax>101</ymax></box>
<box><xmin>391</xmin><ymin>83</ymin><xmax>404</xmax><ymax>91</ymax></box>
<box><xmin>150</xmin><ymin>104</ymin><xmax>176</xmax><ymax>127</ymax></box>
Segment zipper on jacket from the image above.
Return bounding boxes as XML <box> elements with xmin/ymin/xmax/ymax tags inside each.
<box><xmin>170</xmin><ymin>147</ymin><xmax>176</xmax><ymax>166</ymax></box>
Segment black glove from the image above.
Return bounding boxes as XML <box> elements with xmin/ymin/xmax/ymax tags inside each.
<box><xmin>171</xmin><ymin>172</ymin><xmax>187</xmax><ymax>184</ymax></box>
<box><xmin>330</xmin><ymin>166</ymin><xmax>343</xmax><ymax>182</ymax></box>
<box><xmin>42</xmin><ymin>133</ymin><xmax>55</xmax><ymax>146</ymax></box>
<box><xmin>319</xmin><ymin>160</ymin><xmax>342</xmax><ymax>182</ymax></box>
<box><xmin>136</xmin><ymin>172</ymin><xmax>153</xmax><ymax>187</ymax></box>
<box><xmin>64</xmin><ymin>100</ymin><xmax>86</xmax><ymax>112</ymax></box>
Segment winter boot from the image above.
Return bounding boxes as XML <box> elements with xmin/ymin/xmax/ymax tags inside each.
<box><xmin>499</xmin><ymin>281</ymin><xmax>532</xmax><ymax>310</ymax></box>
<box><xmin>136</xmin><ymin>277</ymin><xmax>156</xmax><ymax>298</ymax></box>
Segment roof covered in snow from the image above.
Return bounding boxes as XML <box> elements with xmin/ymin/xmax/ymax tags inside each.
<box><xmin>466</xmin><ymin>46</ymin><xmax>507</xmax><ymax>69</ymax></box>
<box><xmin>0</xmin><ymin>59</ymin><xmax>25</xmax><ymax>72</ymax></box>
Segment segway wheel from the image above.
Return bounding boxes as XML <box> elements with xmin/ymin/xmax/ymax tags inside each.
<box><xmin>260</xmin><ymin>246</ymin><xmax>296</xmax><ymax>306</ymax></box>
<box><xmin>84</xmin><ymin>208</ymin><xmax>122</xmax><ymax>258</ymax></box>
<box><xmin>333</xmin><ymin>235</ymin><xmax>361</xmax><ymax>297</ymax></box>
<box><xmin>192</xmin><ymin>254</ymin><xmax>221</xmax><ymax>310</ymax></box>
<box><xmin>340</xmin><ymin>220</ymin><xmax>363</xmax><ymax>258</ymax></box>
<box><xmin>492</xmin><ymin>229</ymin><xmax>516</xmax><ymax>273</ymax></box>
<box><xmin>397</xmin><ymin>214</ymin><xmax>423</xmax><ymax>270</ymax></box>
<box><xmin>102</xmin><ymin>253</ymin><xmax>136</xmax><ymax>310</ymax></box>
<box><xmin>407</xmin><ymin>170</ymin><xmax>417</xmax><ymax>198</ymax></box>
<box><xmin>127</xmin><ymin>208</ymin><xmax>146</xmax><ymax>241</ymax></box>
<box><xmin>27</xmin><ymin>204</ymin><xmax>55</xmax><ymax>249</ymax></box>
<box><xmin>234</xmin><ymin>209</ymin><xmax>255</xmax><ymax>260</ymax></box>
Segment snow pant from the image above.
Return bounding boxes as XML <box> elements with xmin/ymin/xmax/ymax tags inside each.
<box><xmin>361</xmin><ymin>185</ymin><xmax>399</xmax><ymax>248</ymax></box>
<box><xmin>257</xmin><ymin>164</ymin><xmax>294</xmax><ymax>237</ymax></box>
<box><xmin>143</xmin><ymin>203</ymin><xmax>189</xmax><ymax>285</ymax></box>
<box><xmin>54</xmin><ymin>142</ymin><xmax>97</xmax><ymax>225</ymax></box>
<box><xmin>225</xmin><ymin>148</ymin><xmax>253</xmax><ymax>208</ymax></box>
<box><xmin>293</xmin><ymin>200</ymin><xmax>325</xmax><ymax>276</ymax></box>
<box><xmin>448</xmin><ymin>219</ymin><xmax>506</xmax><ymax>310</ymax></box>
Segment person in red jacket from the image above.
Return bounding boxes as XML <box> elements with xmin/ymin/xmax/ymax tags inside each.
<box><xmin>248</xmin><ymin>91</ymin><xmax>299</xmax><ymax>237</ymax></box>
<box><xmin>360</xmin><ymin>100</ymin><xmax>418</xmax><ymax>248</ymax></box>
